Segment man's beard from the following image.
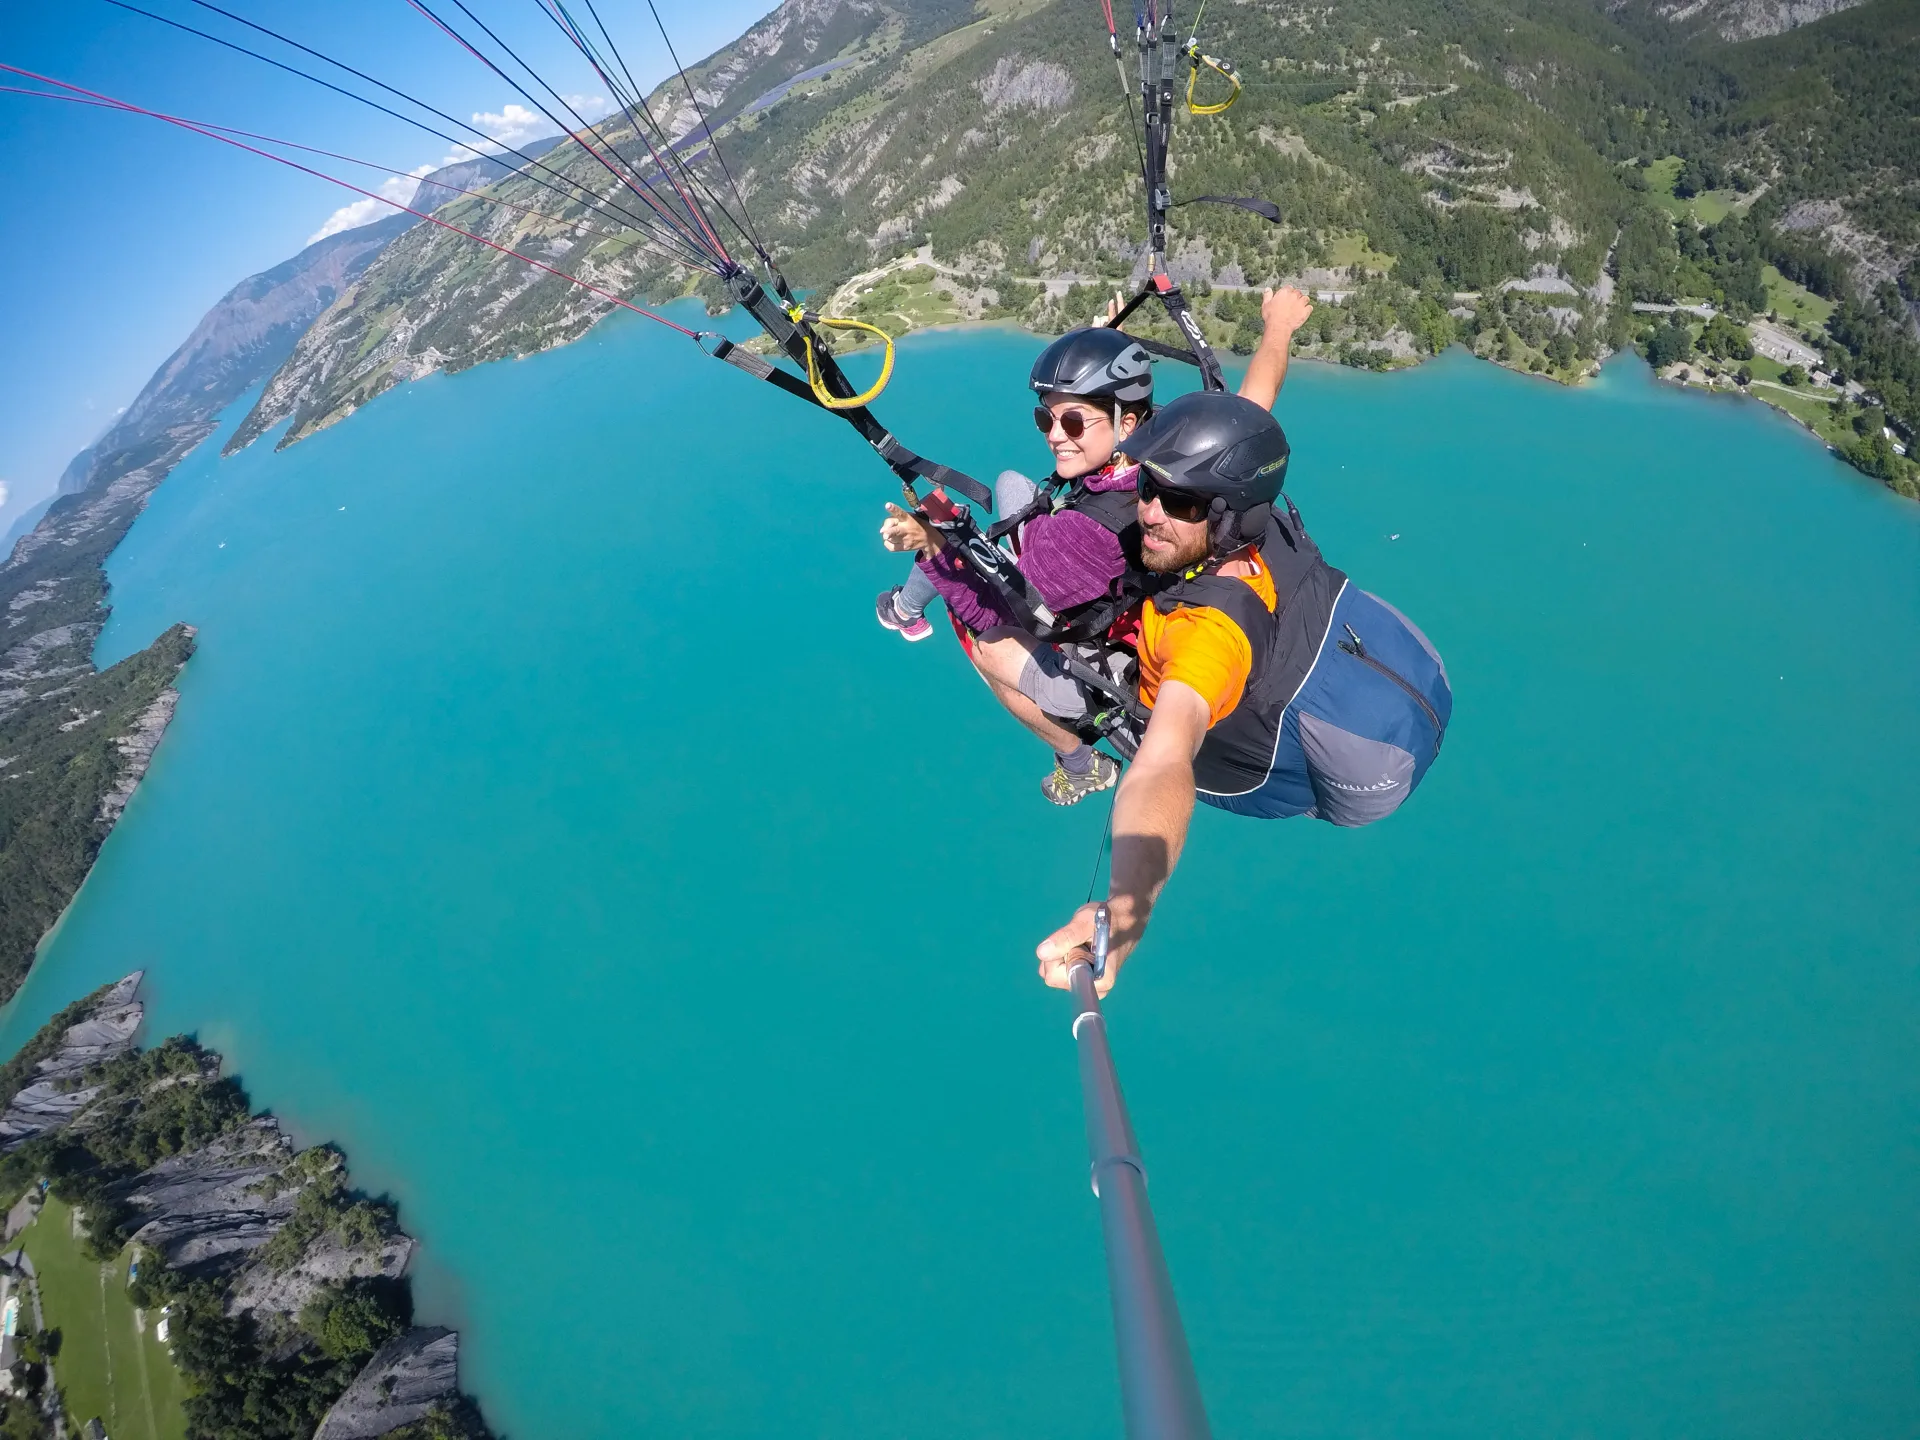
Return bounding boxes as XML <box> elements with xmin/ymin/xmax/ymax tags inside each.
<box><xmin>1140</xmin><ymin>521</ymin><xmax>1212</xmax><ymax>573</ymax></box>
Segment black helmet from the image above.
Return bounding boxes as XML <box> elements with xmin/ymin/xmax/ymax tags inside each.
<box><xmin>1029</xmin><ymin>327</ymin><xmax>1154</xmax><ymax>404</ymax></box>
<box><xmin>1120</xmin><ymin>391</ymin><xmax>1290</xmax><ymax>556</ymax></box>
<box><xmin>1119</xmin><ymin>391</ymin><xmax>1290</xmax><ymax>511</ymax></box>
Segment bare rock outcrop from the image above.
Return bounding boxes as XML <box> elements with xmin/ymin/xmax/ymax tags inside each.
<box><xmin>978</xmin><ymin>57</ymin><xmax>1074</xmax><ymax>113</ymax></box>
<box><xmin>113</xmin><ymin>1117</ymin><xmax>303</xmax><ymax>1277</ymax></box>
<box><xmin>0</xmin><ymin>974</ymin><xmax>144</xmax><ymax>1148</ymax></box>
<box><xmin>98</xmin><ymin>683</ymin><xmax>183</xmax><ymax>825</ymax></box>
<box><xmin>1647</xmin><ymin>0</ymin><xmax>1866</xmax><ymax>39</ymax></box>
<box><xmin>227</xmin><ymin>1226</ymin><xmax>415</xmax><ymax>1320</ymax></box>
<box><xmin>314</xmin><ymin>1327</ymin><xmax>463</xmax><ymax>1439</ymax></box>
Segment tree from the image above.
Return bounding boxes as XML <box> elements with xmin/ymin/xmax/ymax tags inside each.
<box><xmin>1701</xmin><ymin>315</ymin><xmax>1754</xmax><ymax>361</ymax></box>
<box><xmin>1844</xmin><ymin>431</ymin><xmax>1902</xmax><ymax>483</ymax></box>
<box><xmin>1614</xmin><ymin>209</ymin><xmax>1681</xmax><ymax>303</ymax></box>
<box><xmin>1643</xmin><ymin>319</ymin><xmax>1693</xmax><ymax>369</ymax></box>
<box><xmin>1783</xmin><ymin>364</ymin><xmax>1808</xmax><ymax>387</ymax></box>
<box><xmin>300</xmin><ymin>1280</ymin><xmax>407</xmax><ymax>1361</ymax></box>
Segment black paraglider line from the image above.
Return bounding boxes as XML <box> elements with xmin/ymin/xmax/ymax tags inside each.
<box><xmin>636</xmin><ymin>0</ymin><xmax>774</xmax><ymax>264</ymax></box>
<box><xmin>104</xmin><ymin>0</ymin><xmax>715</xmax><ymax>271</ymax></box>
<box><xmin>0</xmin><ymin>62</ymin><xmax>705</xmax><ymax>339</ymax></box>
<box><xmin>404</xmin><ymin>0</ymin><xmax>732</xmax><ymax>267</ymax></box>
<box><xmin>172</xmin><ymin>0</ymin><xmax>710</xmax><ymax>261</ymax></box>
<box><xmin>534</xmin><ymin>0</ymin><xmax>757</xmax><ymax>258</ymax></box>
<box><xmin>0</xmin><ymin>85</ymin><xmax>694</xmax><ymax>267</ymax></box>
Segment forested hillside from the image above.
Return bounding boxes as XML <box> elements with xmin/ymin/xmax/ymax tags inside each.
<box><xmin>231</xmin><ymin>0</ymin><xmax>1918</xmax><ymax>493</ymax></box>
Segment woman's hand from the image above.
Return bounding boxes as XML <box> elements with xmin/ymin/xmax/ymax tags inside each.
<box><xmin>880</xmin><ymin>502</ymin><xmax>939</xmax><ymax>555</ymax></box>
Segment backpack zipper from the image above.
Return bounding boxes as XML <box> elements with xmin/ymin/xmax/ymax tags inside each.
<box><xmin>1337</xmin><ymin>625</ymin><xmax>1445</xmax><ymax>746</ymax></box>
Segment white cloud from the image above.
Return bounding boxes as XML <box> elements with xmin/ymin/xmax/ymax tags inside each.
<box><xmin>459</xmin><ymin>96</ymin><xmax>615</xmax><ymax>156</ymax></box>
<box><xmin>307</xmin><ymin>166</ymin><xmax>435</xmax><ymax>245</ymax></box>
<box><xmin>467</xmin><ymin>103</ymin><xmax>550</xmax><ymax>152</ymax></box>
<box><xmin>0</xmin><ymin>482</ymin><xmax>9</xmax><ymax>513</ymax></box>
<box><xmin>565</xmin><ymin>94</ymin><xmax>617</xmax><ymax>125</ymax></box>
<box><xmin>301</xmin><ymin>92</ymin><xmax>616</xmax><ymax>242</ymax></box>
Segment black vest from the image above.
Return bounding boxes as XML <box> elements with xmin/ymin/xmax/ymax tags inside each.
<box><xmin>1146</xmin><ymin>505</ymin><xmax>1346</xmax><ymax>796</ymax></box>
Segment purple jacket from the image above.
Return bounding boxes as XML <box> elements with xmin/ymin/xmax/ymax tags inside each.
<box><xmin>917</xmin><ymin>464</ymin><xmax>1138</xmax><ymax>634</ymax></box>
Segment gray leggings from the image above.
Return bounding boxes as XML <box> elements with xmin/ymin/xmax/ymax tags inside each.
<box><xmin>894</xmin><ymin>471</ymin><xmax>1041</xmax><ymax>619</ymax></box>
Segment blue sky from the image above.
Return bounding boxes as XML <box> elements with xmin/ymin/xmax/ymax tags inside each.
<box><xmin>0</xmin><ymin>0</ymin><xmax>777</xmax><ymax>533</ymax></box>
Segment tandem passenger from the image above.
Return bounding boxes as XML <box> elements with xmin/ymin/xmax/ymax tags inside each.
<box><xmin>876</xmin><ymin>288</ymin><xmax>1316</xmax><ymax>805</ymax></box>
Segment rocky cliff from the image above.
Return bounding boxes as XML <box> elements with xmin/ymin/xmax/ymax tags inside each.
<box><xmin>0</xmin><ymin>977</ymin><xmax>490</xmax><ymax>1439</ymax></box>
<box><xmin>1</xmin><ymin>152</ymin><xmax>493</xmax><ymax>1007</ymax></box>
<box><xmin>218</xmin><ymin>0</ymin><xmax>1919</xmax><ymax>466</ymax></box>
<box><xmin>1641</xmin><ymin>0</ymin><xmax>1869</xmax><ymax>40</ymax></box>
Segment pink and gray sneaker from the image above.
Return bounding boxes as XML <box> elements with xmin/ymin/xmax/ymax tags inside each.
<box><xmin>875</xmin><ymin>587</ymin><xmax>933</xmax><ymax>642</ymax></box>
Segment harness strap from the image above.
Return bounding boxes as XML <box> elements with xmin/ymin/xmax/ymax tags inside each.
<box><xmin>1108</xmin><ymin>279</ymin><xmax>1226</xmax><ymax>391</ymax></box>
<box><xmin>719</xmin><ymin>266</ymin><xmax>996</xmax><ymax>510</ymax></box>
<box><xmin>1060</xmin><ymin>651</ymin><xmax>1151</xmax><ymax>724</ymax></box>
<box><xmin>877</xmin><ymin>436</ymin><xmax>995</xmax><ymax>510</ymax></box>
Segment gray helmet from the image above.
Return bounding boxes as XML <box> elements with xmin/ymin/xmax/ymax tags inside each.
<box><xmin>1118</xmin><ymin>391</ymin><xmax>1290</xmax><ymax>511</ymax></box>
<box><xmin>1029</xmin><ymin>328</ymin><xmax>1154</xmax><ymax>404</ymax></box>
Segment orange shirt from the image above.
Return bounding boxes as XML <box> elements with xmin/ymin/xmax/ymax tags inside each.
<box><xmin>1136</xmin><ymin>554</ymin><xmax>1278</xmax><ymax>726</ymax></box>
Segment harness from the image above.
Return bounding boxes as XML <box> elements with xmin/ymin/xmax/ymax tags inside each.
<box><xmin>1139</xmin><ymin>501</ymin><xmax>1344</xmax><ymax>793</ymax></box>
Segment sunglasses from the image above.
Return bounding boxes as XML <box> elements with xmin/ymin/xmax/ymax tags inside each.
<box><xmin>1136</xmin><ymin>470</ymin><xmax>1212</xmax><ymax>523</ymax></box>
<box><xmin>1033</xmin><ymin>405</ymin><xmax>1109</xmax><ymax>440</ymax></box>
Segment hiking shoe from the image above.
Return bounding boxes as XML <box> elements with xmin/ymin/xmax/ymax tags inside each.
<box><xmin>1042</xmin><ymin>752</ymin><xmax>1119</xmax><ymax>806</ymax></box>
<box><xmin>876</xmin><ymin>588</ymin><xmax>933</xmax><ymax>642</ymax></box>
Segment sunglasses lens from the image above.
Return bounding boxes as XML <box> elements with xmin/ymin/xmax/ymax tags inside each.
<box><xmin>1139</xmin><ymin>475</ymin><xmax>1209</xmax><ymax>522</ymax></box>
<box><xmin>1035</xmin><ymin>406</ymin><xmax>1090</xmax><ymax>439</ymax></box>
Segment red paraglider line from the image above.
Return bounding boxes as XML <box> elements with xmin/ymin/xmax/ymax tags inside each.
<box><xmin>0</xmin><ymin>62</ymin><xmax>702</xmax><ymax>340</ymax></box>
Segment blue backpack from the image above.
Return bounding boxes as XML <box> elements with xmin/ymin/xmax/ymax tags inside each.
<box><xmin>1146</xmin><ymin>503</ymin><xmax>1450</xmax><ymax>825</ymax></box>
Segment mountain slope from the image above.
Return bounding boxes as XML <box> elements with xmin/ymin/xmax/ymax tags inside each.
<box><xmin>55</xmin><ymin>212</ymin><xmax>414</xmax><ymax>504</ymax></box>
<box><xmin>223</xmin><ymin>0</ymin><xmax>1917</xmax><ymax>486</ymax></box>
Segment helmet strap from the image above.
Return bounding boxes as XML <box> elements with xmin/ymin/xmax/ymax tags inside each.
<box><xmin>1207</xmin><ymin>501</ymin><xmax>1272</xmax><ymax>560</ymax></box>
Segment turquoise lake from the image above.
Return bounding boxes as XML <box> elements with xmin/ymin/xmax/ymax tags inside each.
<box><xmin>3</xmin><ymin>314</ymin><xmax>1916</xmax><ymax>1437</ymax></box>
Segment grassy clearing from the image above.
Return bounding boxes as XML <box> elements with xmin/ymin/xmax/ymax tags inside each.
<box><xmin>1688</xmin><ymin>190</ymin><xmax>1736</xmax><ymax>223</ymax></box>
<box><xmin>1762</xmin><ymin>264</ymin><xmax>1836</xmax><ymax>326</ymax></box>
<box><xmin>1322</xmin><ymin>232</ymin><xmax>1394</xmax><ymax>273</ymax></box>
<box><xmin>1644</xmin><ymin>156</ymin><xmax>1737</xmax><ymax>224</ymax></box>
<box><xmin>1751</xmin><ymin>382</ymin><xmax>1845</xmax><ymax>435</ymax></box>
<box><xmin>16</xmin><ymin>1198</ymin><xmax>187</xmax><ymax>1440</ymax></box>
<box><xmin>1646</xmin><ymin>155</ymin><xmax>1685</xmax><ymax>215</ymax></box>
<box><xmin>847</xmin><ymin>265</ymin><xmax>966</xmax><ymax>334</ymax></box>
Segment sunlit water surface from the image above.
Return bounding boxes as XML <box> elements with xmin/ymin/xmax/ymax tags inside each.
<box><xmin>4</xmin><ymin>314</ymin><xmax>1916</xmax><ymax>1438</ymax></box>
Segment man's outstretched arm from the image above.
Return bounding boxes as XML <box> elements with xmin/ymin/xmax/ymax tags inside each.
<box><xmin>1036</xmin><ymin>681</ymin><xmax>1212</xmax><ymax>995</ymax></box>
<box><xmin>1237</xmin><ymin>287</ymin><xmax>1314</xmax><ymax>411</ymax></box>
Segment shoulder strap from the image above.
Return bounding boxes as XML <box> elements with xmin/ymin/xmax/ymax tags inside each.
<box><xmin>1152</xmin><ymin>569</ymin><xmax>1273</xmax><ymax>631</ymax></box>
<box><xmin>985</xmin><ymin>473</ymin><xmax>1139</xmax><ymax>545</ymax></box>
<box><xmin>1069</xmin><ymin>485</ymin><xmax>1139</xmax><ymax>538</ymax></box>
<box><xmin>985</xmin><ymin>477</ymin><xmax>1063</xmax><ymax>544</ymax></box>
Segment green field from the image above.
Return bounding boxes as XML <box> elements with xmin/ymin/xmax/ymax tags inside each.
<box><xmin>1323</xmin><ymin>231</ymin><xmax>1395</xmax><ymax>273</ymax></box>
<box><xmin>1688</xmin><ymin>189</ymin><xmax>1736</xmax><ymax>224</ymax></box>
<box><xmin>1762</xmin><ymin>264</ymin><xmax>1836</xmax><ymax>326</ymax></box>
<box><xmin>16</xmin><ymin>1199</ymin><xmax>187</xmax><ymax>1440</ymax></box>
<box><xmin>1645</xmin><ymin>155</ymin><xmax>1737</xmax><ymax>224</ymax></box>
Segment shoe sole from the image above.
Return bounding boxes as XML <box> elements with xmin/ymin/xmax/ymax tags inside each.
<box><xmin>876</xmin><ymin>593</ymin><xmax>934</xmax><ymax>642</ymax></box>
